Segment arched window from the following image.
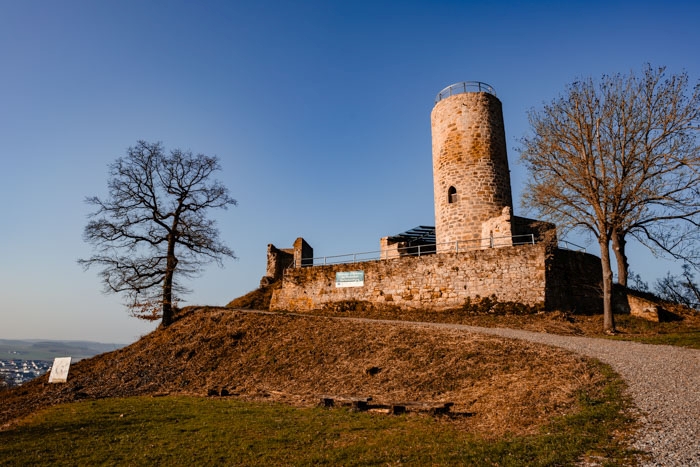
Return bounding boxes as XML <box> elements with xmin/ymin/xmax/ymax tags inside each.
<box><xmin>448</xmin><ymin>186</ymin><xmax>457</xmax><ymax>204</ymax></box>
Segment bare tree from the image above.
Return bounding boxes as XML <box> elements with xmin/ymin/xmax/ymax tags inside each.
<box><xmin>605</xmin><ymin>66</ymin><xmax>700</xmax><ymax>286</ymax></box>
<box><xmin>520</xmin><ymin>65</ymin><xmax>700</xmax><ymax>333</ymax></box>
<box><xmin>79</xmin><ymin>141</ymin><xmax>237</xmax><ymax>327</ymax></box>
<box><xmin>655</xmin><ymin>264</ymin><xmax>700</xmax><ymax>310</ymax></box>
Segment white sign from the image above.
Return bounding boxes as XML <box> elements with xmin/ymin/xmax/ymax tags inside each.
<box><xmin>335</xmin><ymin>271</ymin><xmax>364</xmax><ymax>288</ymax></box>
<box><xmin>48</xmin><ymin>357</ymin><xmax>72</xmax><ymax>383</ymax></box>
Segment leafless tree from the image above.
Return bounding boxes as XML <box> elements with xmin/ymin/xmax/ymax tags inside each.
<box><xmin>655</xmin><ymin>264</ymin><xmax>700</xmax><ymax>310</ymax></box>
<box><xmin>520</xmin><ymin>65</ymin><xmax>700</xmax><ymax>332</ymax></box>
<box><xmin>79</xmin><ymin>141</ymin><xmax>237</xmax><ymax>327</ymax></box>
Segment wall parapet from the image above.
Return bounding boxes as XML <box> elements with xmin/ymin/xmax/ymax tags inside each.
<box><xmin>271</xmin><ymin>243</ymin><xmax>550</xmax><ymax>312</ymax></box>
<box><xmin>293</xmin><ymin>233</ymin><xmax>540</xmax><ymax>267</ymax></box>
<box><xmin>261</xmin><ymin>237</ymin><xmax>313</xmax><ymax>287</ymax></box>
<box><xmin>270</xmin><ymin>244</ymin><xmax>603</xmax><ymax>314</ymax></box>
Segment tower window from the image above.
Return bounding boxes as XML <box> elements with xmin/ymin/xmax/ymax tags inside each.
<box><xmin>448</xmin><ymin>186</ymin><xmax>458</xmax><ymax>204</ymax></box>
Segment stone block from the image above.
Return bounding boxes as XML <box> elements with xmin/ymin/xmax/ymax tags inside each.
<box><xmin>627</xmin><ymin>294</ymin><xmax>661</xmax><ymax>322</ymax></box>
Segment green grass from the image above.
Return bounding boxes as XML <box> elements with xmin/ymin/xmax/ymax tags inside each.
<box><xmin>605</xmin><ymin>331</ymin><xmax>700</xmax><ymax>349</ymax></box>
<box><xmin>605</xmin><ymin>315</ymin><xmax>700</xmax><ymax>349</ymax></box>
<box><xmin>1</xmin><ymin>365</ymin><xmax>635</xmax><ymax>466</ymax></box>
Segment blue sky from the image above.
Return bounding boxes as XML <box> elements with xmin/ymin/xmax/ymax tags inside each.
<box><xmin>1</xmin><ymin>0</ymin><xmax>698</xmax><ymax>343</ymax></box>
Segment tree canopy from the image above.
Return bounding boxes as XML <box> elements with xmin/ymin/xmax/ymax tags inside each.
<box><xmin>79</xmin><ymin>141</ymin><xmax>237</xmax><ymax>326</ymax></box>
<box><xmin>520</xmin><ymin>65</ymin><xmax>700</xmax><ymax>332</ymax></box>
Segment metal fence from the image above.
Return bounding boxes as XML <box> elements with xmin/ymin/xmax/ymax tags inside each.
<box><xmin>558</xmin><ymin>240</ymin><xmax>587</xmax><ymax>252</ymax></box>
<box><xmin>292</xmin><ymin>233</ymin><xmax>538</xmax><ymax>268</ymax></box>
<box><xmin>434</xmin><ymin>81</ymin><xmax>497</xmax><ymax>104</ymax></box>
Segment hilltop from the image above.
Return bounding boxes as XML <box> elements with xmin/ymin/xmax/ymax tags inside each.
<box><xmin>1</xmin><ymin>307</ymin><xmax>608</xmax><ymax>437</ymax></box>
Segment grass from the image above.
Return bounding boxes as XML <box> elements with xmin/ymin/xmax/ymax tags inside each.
<box><xmin>606</xmin><ymin>314</ymin><xmax>700</xmax><ymax>349</ymax></box>
<box><xmin>606</xmin><ymin>330</ymin><xmax>700</xmax><ymax>348</ymax></box>
<box><xmin>0</xmin><ymin>310</ymin><xmax>629</xmax><ymax>440</ymax></box>
<box><xmin>1</xmin><ymin>363</ymin><xmax>635</xmax><ymax>466</ymax></box>
<box><xmin>290</xmin><ymin>304</ymin><xmax>700</xmax><ymax>349</ymax></box>
<box><xmin>228</xmin><ymin>284</ymin><xmax>700</xmax><ymax>349</ymax></box>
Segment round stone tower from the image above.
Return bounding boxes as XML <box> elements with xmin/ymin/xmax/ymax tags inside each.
<box><xmin>431</xmin><ymin>82</ymin><xmax>513</xmax><ymax>252</ymax></box>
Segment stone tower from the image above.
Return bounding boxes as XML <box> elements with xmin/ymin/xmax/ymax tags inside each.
<box><xmin>431</xmin><ymin>82</ymin><xmax>513</xmax><ymax>252</ymax></box>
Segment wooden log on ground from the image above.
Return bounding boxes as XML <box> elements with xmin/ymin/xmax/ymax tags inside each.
<box><xmin>319</xmin><ymin>395</ymin><xmax>373</xmax><ymax>411</ymax></box>
<box><xmin>390</xmin><ymin>401</ymin><xmax>454</xmax><ymax>415</ymax></box>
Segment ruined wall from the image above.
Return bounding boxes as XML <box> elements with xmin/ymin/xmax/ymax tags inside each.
<box><xmin>264</xmin><ymin>244</ymin><xmax>294</xmax><ymax>283</ymax></box>
<box><xmin>379</xmin><ymin>236</ymin><xmax>407</xmax><ymax>260</ymax></box>
<box><xmin>379</xmin><ymin>236</ymin><xmax>436</xmax><ymax>259</ymax></box>
<box><xmin>270</xmin><ymin>244</ymin><xmax>549</xmax><ymax>312</ymax></box>
<box><xmin>544</xmin><ymin>248</ymin><xmax>603</xmax><ymax>313</ymax></box>
<box><xmin>480</xmin><ymin>207</ymin><xmax>514</xmax><ymax>248</ymax></box>
<box><xmin>271</xmin><ymin>244</ymin><xmax>603</xmax><ymax>313</ymax></box>
<box><xmin>294</xmin><ymin>237</ymin><xmax>314</xmax><ymax>267</ymax></box>
<box><xmin>261</xmin><ymin>237</ymin><xmax>314</xmax><ymax>287</ymax></box>
<box><xmin>432</xmin><ymin>90</ymin><xmax>513</xmax><ymax>251</ymax></box>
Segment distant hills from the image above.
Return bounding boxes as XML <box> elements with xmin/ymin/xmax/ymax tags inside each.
<box><xmin>0</xmin><ymin>339</ymin><xmax>124</xmax><ymax>361</ymax></box>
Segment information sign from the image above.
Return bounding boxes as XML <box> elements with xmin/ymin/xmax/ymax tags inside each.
<box><xmin>48</xmin><ymin>357</ymin><xmax>72</xmax><ymax>383</ymax></box>
<box><xmin>335</xmin><ymin>271</ymin><xmax>365</xmax><ymax>288</ymax></box>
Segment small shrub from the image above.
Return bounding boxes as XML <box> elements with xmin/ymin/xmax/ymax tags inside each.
<box><xmin>461</xmin><ymin>295</ymin><xmax>544</xmax><ymax>315</ymax></box>
<box><xmin>321</xmin><ymin>300</ymin><xmax>373</xmax><ymax>313</ymax></box>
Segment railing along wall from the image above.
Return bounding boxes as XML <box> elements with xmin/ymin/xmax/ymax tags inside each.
<box><xmin>434</xmin><ymin>81</ymin><xmax>497</xmax><ymax>104</ymax></box>
<box><xmin>291</xmin><ymin>233</ymin><xmax>540</xmax><ymax>268</ymax></box>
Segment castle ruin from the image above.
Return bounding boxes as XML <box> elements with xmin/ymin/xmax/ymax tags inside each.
<box><xmin>264</xmin><ymin>82</ymin><xmax>603</xmax><ymax>314</ymax></box>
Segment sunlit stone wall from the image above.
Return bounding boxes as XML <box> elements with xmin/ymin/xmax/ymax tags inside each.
<box><xmin>431</xmin><ymin>90</ymin><xmax>513</xmax><ymax>252</ymax></box>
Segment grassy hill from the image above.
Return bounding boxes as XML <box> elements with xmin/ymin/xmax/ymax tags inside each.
<box><xmin>2</xmin><ymin>307</ymin><xmax>612</xmax><ymax>435</ymax></box>
<box><xmin>0</xmin><ymin>306</ymin><xmax>642</xmax><ymax>464</ymax></box>
<box><xmin>3</xmin><ymin>288</ymin><xmax>699</xmax><ymax>463</ymax></box>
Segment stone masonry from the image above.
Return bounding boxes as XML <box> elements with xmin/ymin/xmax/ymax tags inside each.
<box><xmin>271</xmin><ymin>244</ymin><xmax>547</xmax><ymax>312</ymax></box>
<box><xmin>432</xmin><ymin>89</ymin><xmax>513</xmax><ymax>252</ymax></box>
<box><xmin>270</xmin><ymin>243</ymin><xmax>603</xmax><ymax>313</ymax></box>
<box><xmin>260</xmin><ymin>237</ymin><xmax>313</xmax><ymax>287</ymax></box>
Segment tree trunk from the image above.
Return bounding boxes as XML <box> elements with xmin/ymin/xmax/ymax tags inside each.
<box><xmin>161</xmin><ymin>236</ymin><xmax>178</xmax><ymax>327</ymax></box>
<box><xmin>612</xmin><ymin>230</ymin><xmax>628</xmax><ymax>287</ymax></box>
<box><xmin>599</xmin><ymin>237</ymin><xmax>616</xmax><ymax>333</ymax></box>
<box><xmin>161</xmin><ymin>270</ymin><xmax>174</xmax><ymax>327</ymax></box>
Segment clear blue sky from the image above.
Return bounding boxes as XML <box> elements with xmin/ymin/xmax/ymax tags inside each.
<box><xmin>1</xmin><ymin>0</ymin><xmax>698</xmax><ymax>343</ymax></box>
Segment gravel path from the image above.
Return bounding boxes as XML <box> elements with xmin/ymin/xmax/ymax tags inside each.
<box><xmin>359</xmin><ymin>318</ymin><xmax>700</xmax><ymax>466</ymax></box>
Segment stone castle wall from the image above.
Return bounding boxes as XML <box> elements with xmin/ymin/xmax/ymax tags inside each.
<box><xmin>270</xmin><ymin>245</ymin><xmax>602</xmax><ymax>313</ymax></box>
<box><xmin>261</xmin><ymin>237</ymin><xmax>314</xmax><ymax>287</ymax></box>
<box><xmin>265</xmin><ymin>244</ymin><xmax>294</xmax><ymax>281</ymax></box>
<box><xmin>431</xmin><ymin>91</ymin><xmax>513</xmax><ymax>252</ymax></box>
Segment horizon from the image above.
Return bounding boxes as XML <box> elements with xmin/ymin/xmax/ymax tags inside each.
<box><xmin>0</xmin><ymin>337</ymin><xmax>127</xmax><ymax>345</ymax></box>
<box><xmin>1</xmin><ymin>0</ymin><xmax>698</xmax><ymax>343</ymax></box>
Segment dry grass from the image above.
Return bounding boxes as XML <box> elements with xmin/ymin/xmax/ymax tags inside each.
<box><xmin>1</xmin><ymin>308</ymin><xmax>608</xmax><ymax>439</ymax></box>
<box><xmin>226</xmin><ymin>282</ymin><xmax>280</xmax><ymax>309</ymax></box>
<box><xmin>225</xmin><ymin>283</ymin><xmax>700</xmax><ymax>341</ymax></box>
<box><xmin>294</xmin><ymin>297</ymin><xmax>700</xmax><ymax>342</ymax></box>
